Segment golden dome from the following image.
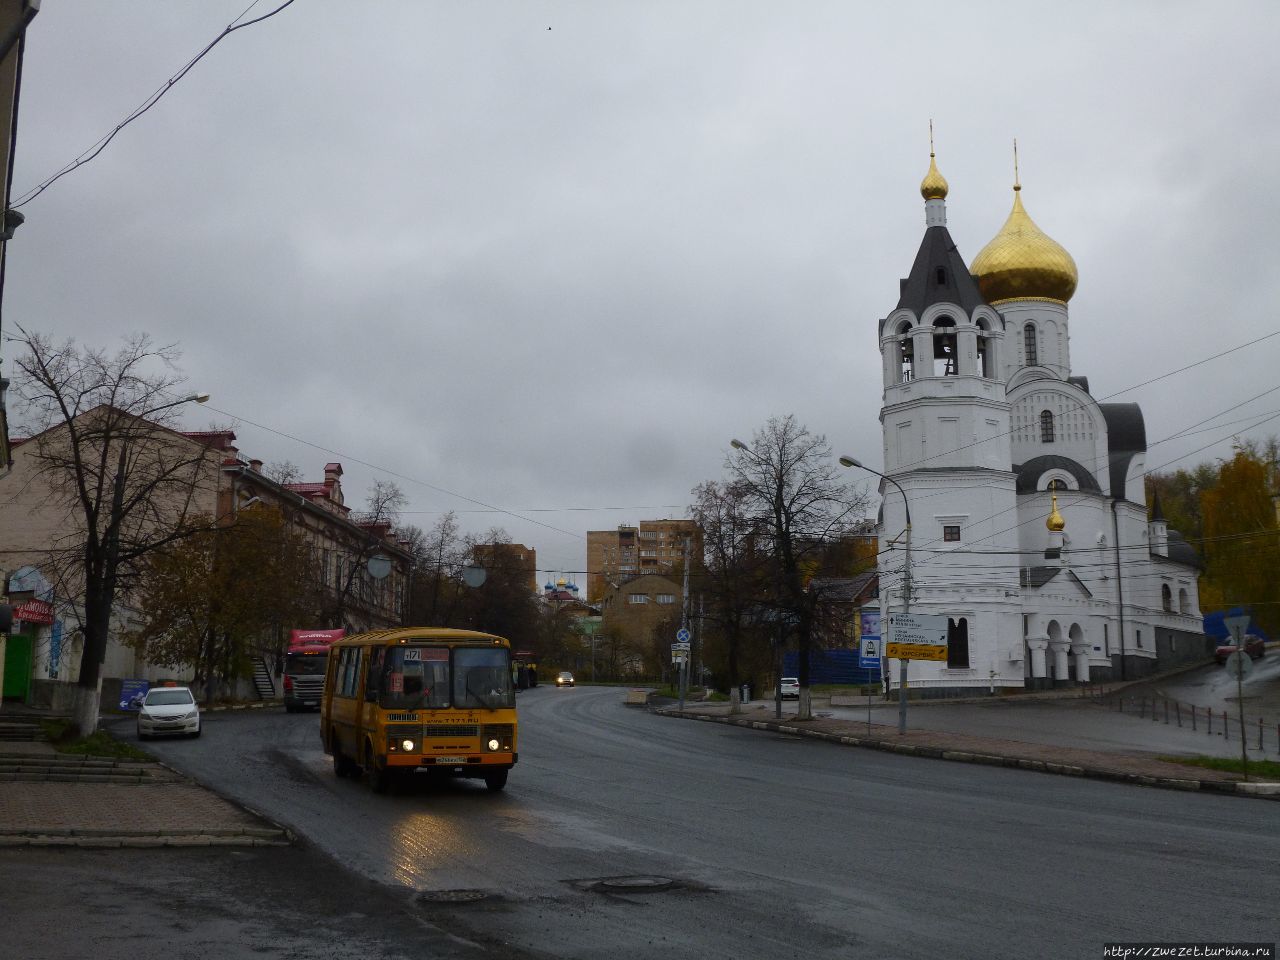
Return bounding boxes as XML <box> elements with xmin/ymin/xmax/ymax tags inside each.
<box><xmin>1046</xmin><ymin>491</ymin><xmax>1066</xmax><ymax>532</ymax></box>
<box><xmin>920</xmin><ymin>152</ymin><xmax>948</xmax><ymax>201</ymax></box>
<box><xmin>970</xmin><ymin>185</ymin><xmax>1078</xmax><ymax>304</ymax></box>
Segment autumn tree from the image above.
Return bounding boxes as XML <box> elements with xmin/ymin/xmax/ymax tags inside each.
<box><xmin>723</xmin><ymin>415</ymin><xmax>872</xmax><ymax>719</ymax></box>
<box><xmin>8</xmin><ymin>330</ymin><xmax>218</xmax><ymax>736</ymax></box>
<box><xmin>1199</xmin><ymin>446</ymin><xmax>1280</xmax><ymax>635</ymax></box>
<box><xmin>402</xmin><ymin>512</ymin><xmax>469</xmax><ymax>627</ymax></box>
<box><xmin>326</xmin><ymin>478</ymin><xmax>407</xmax><ymax>629</ymax></box>
<box><xmin>129</xmin><ymin>506</ymin><xmax>316</xmax><ymax>700</ymax></box>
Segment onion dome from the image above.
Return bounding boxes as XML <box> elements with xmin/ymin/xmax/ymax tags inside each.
<box><xmin>970</xmin><ymin>184</ymin><xmax>1078</xmax><ymax>304</ymax></box>
<box><xmin>1046</xmin><ymin>491</ymin><xmax>1066</xmax><ymax>532</ymax></box>
<box><xmin>920</xmin><ymin>152</ymin><xmax>948</xmax><ymax>201</ymax></box>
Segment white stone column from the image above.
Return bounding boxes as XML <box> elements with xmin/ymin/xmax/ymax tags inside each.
<box><xmin>1049</xmin><ymin>639</ymin><xmax>1071</xmax><ymax>686</ymax></box>
<box><xmin>1026</xmin><ymin>638</ymin><xmax>1048</xmax><ymax>679</ymax></box>
<box><xmin>1070</xmin><ymin>642</ymin><xmax>1091</xmax><ymax>684</ymax></box>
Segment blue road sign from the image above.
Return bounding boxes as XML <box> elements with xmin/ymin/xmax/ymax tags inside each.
<box><xmin>676</xmin><ymin>627</ymin><xmax>691</xmax><ymax>643</ymax></box>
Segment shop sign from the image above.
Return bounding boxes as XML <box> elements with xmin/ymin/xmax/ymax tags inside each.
<box><xmin>14</xmin><ymin>599</ymin><xmax>54</xmax><ymax>625</ymax></box>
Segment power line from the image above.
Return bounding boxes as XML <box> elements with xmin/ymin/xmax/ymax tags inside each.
<box><xmin>10</xmin><ymin>1</ymin><xmax>297</xmax><ymax>210</ymax></box>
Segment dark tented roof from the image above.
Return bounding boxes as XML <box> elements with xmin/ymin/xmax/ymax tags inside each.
<box><xmin>895</xmin><ymin>225</ymin><xmax>987</xmax><ymax>315</ymax></box>
<box><xmin>1067</xmin><ymin>376</ymin><xmax>1091</xmax><ymax>394</ymax></box>
<box><xmin>1014</xmin><ymin>455</ymin><xmax>1102</xmax><ymax>493</ymax></box>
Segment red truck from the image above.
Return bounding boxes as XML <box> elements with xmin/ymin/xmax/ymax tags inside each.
<box><xmin>284</xmin><ymin>629</ymin><xmax>344</xmax><ymax>712</ymax></box>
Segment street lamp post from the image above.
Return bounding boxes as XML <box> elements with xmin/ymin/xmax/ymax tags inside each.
<box><xmin>840</xmin><ymin>455</ymin><xmax>912</xmax><ymax>735</ymax></box>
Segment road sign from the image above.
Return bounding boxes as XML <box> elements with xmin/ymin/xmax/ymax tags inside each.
<box><xmin>885</xmin><ymin>642</ymin><xmax>948</xmax><ymax>662</ymax></box>
<box><xmin>886</xmin><ymin>613</ymin><xmax>949</xmax><ymax>646</ymax></box>
<box><xmin>1225</xmin><ymin>615</ymin><xmax>1250</xmax><ymax>643</ymax></box>
<box><xmin>1224</xmin><ymin>650</ymin><xmax>1252</xmax><ymax>681</ymax></box>
<box><xmin>676</xmin><ymin>627</ymin><xmax>691</xmax><ymax>643</ymax></box>
<box><xmin>672</xmin><ymin>642</ymin><xmax>691</xmax><ymax>653</ymax></box>
<box><xmin>859</xmin><ymin>637</ymin><xmax>879</xmax><ymax>670</ymax></box>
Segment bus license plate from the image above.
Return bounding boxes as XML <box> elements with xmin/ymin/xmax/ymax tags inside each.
<box><xmin>433</xmin><ymin>756</ymin><xmax>465</xmax><ymax>765</ymax></box>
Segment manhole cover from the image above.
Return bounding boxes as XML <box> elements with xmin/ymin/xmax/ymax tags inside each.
<box><xmin>598</xmin><ymin>875</ymin><xmax>675</xmax><ymax>893</ymax></box>
<box><xmin>418</xmin><ymin>889</ymin><xmax>488</xmax><ymax>903</ymax></box>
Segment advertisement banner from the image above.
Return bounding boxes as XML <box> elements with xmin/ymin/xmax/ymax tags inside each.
<box><xmin>119</xmin><ymin>679</ymin><xmax>150</xmax><ymax>711</ymax></box>
<box><xmin>14</xmin><ymin>599</ymin><xmax>54</xmax><ymax>625</ymax></box>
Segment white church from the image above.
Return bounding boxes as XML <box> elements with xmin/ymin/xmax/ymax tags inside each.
<box><xmin>873</xmin><ymin>146</ymin><xmax>1206</xmax><ymax>693</ymax></box>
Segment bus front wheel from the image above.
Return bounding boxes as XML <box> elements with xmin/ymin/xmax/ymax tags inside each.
<box><xmin>365</xmin><ymin>742</ymin><xmax>390</xmax><ymax>794</ymax></box>
<box><xmin>484</xmin><ymin>769</ymin><xmax>508</xmax><ymax>792</ymax></box>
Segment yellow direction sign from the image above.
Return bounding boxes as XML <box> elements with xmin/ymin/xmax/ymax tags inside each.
<box><xmin>885</xmin><ymin>642</ymin><xmax>947</xmax><ymax>662</ymax></box>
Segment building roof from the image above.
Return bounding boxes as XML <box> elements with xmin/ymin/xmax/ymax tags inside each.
<box><xmin>1099</xmin><ymin>403</ymin><xmax>1147</xmax><ymax>500</ymax></box>
<box><xmin>1014</xmin><ymin>455</ymin><xmax>1102</xmax><ymax>494</ymax></box>
<box><xmin>895</xmin><ymin>225</ymin><xmax>988</xmax><ymax>316</ymax></box>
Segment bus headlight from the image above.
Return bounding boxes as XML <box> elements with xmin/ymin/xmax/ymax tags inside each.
<box><xmin>401</xmin><ymin>739</ymin><xmax>417</xmax><ymax>753</ymax></box>
<box><xmin>487</xmin><ymin>738</ymin><xmax>501</xmax><ymax>751</ymax></box>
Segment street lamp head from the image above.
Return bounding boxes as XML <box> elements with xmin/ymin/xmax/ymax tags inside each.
<box><xmin>730</xmin><ymin>439</ymin><xmax>748</xmax><ymax>451</ymax></box>
<box><xmin>190</xmin><ymin>393</ymin><xmax>210</xmax><ymax>404</ymax></box>
<box><xmin>838</xmin><ymin>455</ymin><xmax>862</xmax><ymax>469</ymax></box>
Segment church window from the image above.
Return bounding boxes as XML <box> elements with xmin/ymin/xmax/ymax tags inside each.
<box><xmin>1161</xmin><ymin>584</ymin><xmax>1172</xmax><ymax>612</ymax></box>
<box><xmin>1135</xmin><ymin>629</ymin><xmax>1142</xmax><ymax>649</ymax></box>
<box><xmin>947</xmin><ymin>617</ymin><xmax>970</xmax><ymax>668</ymax></box>
<box><xmin>943</xmin><ymin>525</ymin><xmax>961</xmax><ymax>542</ymax></box>
<box><xmin>1040</xmin><ymin>410</ymin><xmax>1055</xmax><ymax>443</ymax></box>
<box><xmin>1024</xmin><ymin>323</ymin><xmax>1038</xmax><ymax>365</ymax></box>
<box><xmin>1179</xmin><ymin>588</ymin><xmax>1190</xmax><ymax>614</ymax></box>
<box><xmin>976</xmin><ymin>334</ymin><xmax>991</xmax><ymax>378</ymax></box>
<box><xmin>933</xmin><ymin>317</ymin><xmax>957</xmax><ymax>376</ymax></box>
<box><xmin>935</xmin><ymin>267</ymin><xmax>946</xmax><ymax>286</ymax></box>
<box><xmin>1103</xmin><ymin>623</ymin><xmax>1109</xmax><ymax>657</ymax></box>
<box><xmin>1047</xmin><ymin>478</ymin><xmax>1067</xmax><ymax>491</ymax></box>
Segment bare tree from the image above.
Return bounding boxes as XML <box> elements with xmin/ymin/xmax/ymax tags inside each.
<box><xmin>328</xmin><ymin>478</ymin><xmax>407</xmax><ymax>630</ymax></box>
<box><xmin>7</xmin><ymin>330</ymin><xmax>217</xmax><ymax>736</ymax></box>
<box><xmin>725</xmin><ymin>415</ymin><xmax>871</xmax><ymax>720</ymax></box>
<box><xmin>264</xmin><ymin>460</ymin><xmax>303</xmax><ymax>485</ymax></box>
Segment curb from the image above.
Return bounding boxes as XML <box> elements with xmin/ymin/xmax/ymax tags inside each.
<box><xmin>658</xmin><ymin>708</ymin><xmax>1280</xmax><ymax>801</ymax></box>
<box><xmin>0</xmin><ymin>826</ymin><xmax>289</xmax><ymax>848</ymax></box>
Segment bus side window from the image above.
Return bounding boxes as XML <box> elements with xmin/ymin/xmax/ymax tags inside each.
<box><xmin>365</xmin><ymin>647</ymin><xmax>384</xmax><ymax>700</ymax></box>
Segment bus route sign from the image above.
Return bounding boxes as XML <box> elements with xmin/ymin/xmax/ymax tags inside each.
<box><xmin>885</xmin><ymin>613</ymin><xmax>949</xmax><ymax>661</ymax></box>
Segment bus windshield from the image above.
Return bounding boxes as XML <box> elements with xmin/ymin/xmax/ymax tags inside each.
<box><xmin>380</xmin><ymin>647</ymin><xmax>451</xmax><ymax>710</ymax></box>
<box><xmin>453</xmin><ymin>647</ymin><xmax>515</xmax><ymax>709</ymax></box>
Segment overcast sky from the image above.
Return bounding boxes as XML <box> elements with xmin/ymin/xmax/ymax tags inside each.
<box><xmin>5</xmin><ymin>1</ymin><xmax>1278</xmax><ymax>579</ymax></box>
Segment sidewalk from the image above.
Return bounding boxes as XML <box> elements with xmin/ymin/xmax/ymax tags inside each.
<box><xmin>0</xmin><ymin>725</ymin><xmax>291</xmax><ymax>848</ymax></box>
<box><xmin>657</xmin><ymin>700</ymin><xmax>1280</xmax><ymax>800</ymax></box>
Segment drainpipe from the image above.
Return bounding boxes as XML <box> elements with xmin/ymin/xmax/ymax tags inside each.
<box><xmin>1111</xmin><ymin>499</ymin><xmax>1126</xmax><ymax>682</ymax></box>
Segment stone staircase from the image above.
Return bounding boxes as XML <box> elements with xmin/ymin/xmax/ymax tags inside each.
<box><xmin>251</xmin><ymin>657</ymin><xmax>277</xmax><ymax>700</ymax></box>
<box><xmin>0</xmin><ymin>720</ymin><xmax>43</xmax><ymax>742</ymax></box>
<box><xmin>0</xmin><ymin>753</ymin><xmax>157</xmax><ymax>784</ymax></box>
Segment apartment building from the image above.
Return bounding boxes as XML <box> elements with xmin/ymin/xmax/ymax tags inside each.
<box><xmin>586</xmin><ymin>519</ymin><xmax>701</xmax><ymax>602</ymax></box>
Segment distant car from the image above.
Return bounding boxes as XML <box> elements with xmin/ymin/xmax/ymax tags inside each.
<box><xmin>778</xmin><ymin>677</ymin><xmax>799</xmax><ymax>700</ymax></box>
<box><xmin>1215</xmin><ymin>637</ymin><xmax>1265</xmax><ymax>664</ymax></box>
<box><xmin>555</xmin><ymin>671</ymin><xmax>575</xmax><ymax>687</ymax></box>
<box><xmin>136</xmin><ymin>686</ymin><xmax>201</xmax><ymax>740</ymax></box>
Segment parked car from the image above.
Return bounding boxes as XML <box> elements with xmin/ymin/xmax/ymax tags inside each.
<box><xmin>1215</xmin><ymin>637</ymin><xmax>1265</xmax><ymax>664</ymax></box>
<box><xmin>555</xmin><ymin>671</ymin><xmax>575</xmax><ymax>687</ymax></box>
<box><xmin>778</xmin><ymin>677</ymin><xmax>799</xmax><ymax>699</ymax></box>
<box><xmin>136</xmin><ymin>686</ymin><xmax>201</xmax><ymax>740</ymax></box>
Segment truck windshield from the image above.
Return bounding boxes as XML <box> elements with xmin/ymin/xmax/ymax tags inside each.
<box><xmin>380</xmin><ymin>647</ymin><xmax>451</xmax><ymax>710</ymax></box>
<box><xmin>285</xmin><ymin>652</ymin><xmax>328</xmax><ymax>675</ymax></box>
<box><xmin>453</xmin><ymin>647</ymin><xmax>515</xmax><ymax>709</ymax></box>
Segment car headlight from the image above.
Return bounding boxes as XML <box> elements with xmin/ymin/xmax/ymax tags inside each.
<box><xmin>401</xmin><ymin>739</ymin><xmax>416</xmax><ymax>752</ymax></box>
<box><xmin>487</xmin><ymin>738</ymin><xmax>501</xmax><ymax>751</ymax></box>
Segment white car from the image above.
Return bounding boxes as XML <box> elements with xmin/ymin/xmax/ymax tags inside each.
<box><xmin>778</xmin><ymin>677</ymin><xmax>799</xmax><ymax>700</ymax></box>
<box><xmin>136</xmin><ymin>686</ymin><xmax>201</xmax><ymax>739</ymax></box>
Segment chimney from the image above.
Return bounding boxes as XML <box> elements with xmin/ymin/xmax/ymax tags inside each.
<box><xmin>249</xmin><ymin>459</ymin><xmax>263</xmax><ymax>473</ymax></box>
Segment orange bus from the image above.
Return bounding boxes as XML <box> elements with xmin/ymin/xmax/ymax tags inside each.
<box><xmin>321</xmin><ymin>627</ymin><xmax>517</xmax><ymax>793</ymax></box>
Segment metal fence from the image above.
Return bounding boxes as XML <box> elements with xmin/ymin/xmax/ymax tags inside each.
<box><xmin>1080</xmin><ymin>683</ymin><xmax>1279</xmax><ymax>757</ymax></box>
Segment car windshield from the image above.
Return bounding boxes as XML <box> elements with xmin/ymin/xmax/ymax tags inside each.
<box><xmin>559</xmin><ymin>672</ymin><xmax>572</xmax><ymax>680</ymax></box>
<box><xmin>144</xmin><ymin>689</ymin><xmax>194</xmax><ymax>706</ymax></box>
<box><xmin>454</xmin><ymin>647</ymin><xmax>515</xmax><ymax>709</ymax></box>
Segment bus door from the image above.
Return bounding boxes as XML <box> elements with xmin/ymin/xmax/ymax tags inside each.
<box><xmin>330</xmin><ymin>644</ymin><xmax>368</xmax><ymax>760</ymax></box>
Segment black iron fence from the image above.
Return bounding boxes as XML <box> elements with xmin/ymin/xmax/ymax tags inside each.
<box><xmin>1080</xmin><ymin>683</ymin><xmax>1279</xmax><ymax>756</ymax></box>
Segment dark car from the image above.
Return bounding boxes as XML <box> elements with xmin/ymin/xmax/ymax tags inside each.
<box><xmin>555</xmin><ymin>671</ymin><xmax>575</xmax><ymax>687</ymax></box>
<box><xmin>1215</xmin><ymin>637</ymin><xmax>1265</xmax><ymax>664</ymax></box>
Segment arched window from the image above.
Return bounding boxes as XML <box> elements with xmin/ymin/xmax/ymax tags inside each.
<box><xmin>1179</xmin><ymin>588</ymin><xmax>1190</xmax><ymax>615</ymax></box>
<box><xmin>933</xmin><ymin>317</ymin><xmax>957</xmax><ymax>376</ymax></box>
<box><xmin>1024</xmin><ymin>323</ymin><xmax>1038</xmax><ymax>366</ymax></box>
<box><xmin>1046</xmin><ymin>478</ymin><xmax>1067</xmax><ymax>491</ymax></box>
<box><xmin>897</xmin><ymin>321</ymin><xmax>915</xmax><ymax>382</ymax></box>
<box><xmin>976</xmin><ymin>319</ymin><xmax>993</xmax><ymax>377</ymax></box>
<box><xmin>1161</xmin><ymin>584</ymin><xmax>1173</xmax><ymax>612</ymax></box>
<box><xmin>947</xmin><ymin>617</ymin><xmax>970</xmax><ymax>668</ymax></box>
<box><xmin>1040</xmin><ymin>409</ymin><xmax>1055</xmax><ymax>442</ymax></box>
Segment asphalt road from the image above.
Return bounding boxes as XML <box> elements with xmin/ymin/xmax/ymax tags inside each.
<box><xmin>122</xmin><ymin>685</ymin><xmax>1280</xmax><ymax>960</ymax></box>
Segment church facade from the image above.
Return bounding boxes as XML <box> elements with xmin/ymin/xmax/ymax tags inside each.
<box><xmin>873</xmin><ymin>148</ymin><xmax>1206</xmax><ymax>693</ymax></box>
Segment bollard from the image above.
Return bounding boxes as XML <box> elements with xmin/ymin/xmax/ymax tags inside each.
<box><xmin>1164</xmin><ymin>698</ymin><xmax>1169</xmax><ymax>724</ymax></box>
<box><xmin>1259</xmin><ymin>717</ymin><xmax>1264</xmax><ymax>753</ymax></box>
<box><xmin>1118</xmin><ymin>697</ymin><xmax>1123</xmax><ymax>714</ymax></box>
<box><xmin>1207</xmin><ymin>709</ymin><xmax>1212</xmax><ymax>735</ymax></box>
<box><xmin>1140</xmin><ymin>697</ymin><xmax>1146</xmax><ymax>720</ymax></box>
<box><xmin>1175</xmin><ymin>702</ymin><xmax>1181</xmax><ymax>728</ymax></box>
<box><xmin>1191</xmin><ymin>703</ymin><xmax>1196</xmax><ymax>731</ymax></box>
<box><xmin>1152</xmin><ymin>697</ymin><xmax>1159</xmax><ymax>722</ymax></box>
<box><xmin>1223</xmin><ymin>711</ymin><xmax>1228</xmax><ymax>742</ymax></box>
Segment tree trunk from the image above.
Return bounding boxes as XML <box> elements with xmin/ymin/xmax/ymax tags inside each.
<box><xmin>70</xmin><ymin>683</ymin><xmax>101</xmax><ymax>740</ymax></box>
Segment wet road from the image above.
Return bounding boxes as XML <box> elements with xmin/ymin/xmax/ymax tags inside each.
<box><xmin>120</xmin><ymin>685</ymin><xmax>1280</xmax><ymax>960</ymax></box>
